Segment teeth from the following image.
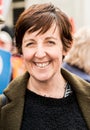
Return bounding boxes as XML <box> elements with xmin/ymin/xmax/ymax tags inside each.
<box><xmin>36</xmin><ymin>62</ymin><xmax>49</xmax><ymax>68</ymax></box>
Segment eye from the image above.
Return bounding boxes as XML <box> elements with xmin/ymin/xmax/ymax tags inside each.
<box><xmin>25</xmin><ymin>42</ymin><xmax>34</xmax><ymax>47</ymax></box>
<box><xmin>48</xmin><ymin>41</ymin><xmax>55</xmax><ymax>45</ymax></box>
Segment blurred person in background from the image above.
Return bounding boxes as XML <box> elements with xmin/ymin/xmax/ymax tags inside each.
<box><xmin>0</xmin><ymin>30</ymin><xmax>26</xmax><ymax>80</ymax></box>
<box><xmin>0</xmin><ymin>31</ymin><xmax>13</xmax><ymax>52</ymax></box>
<box><xmin>63</xmin><ymin>27</ymin><xmax>90</xmax><ymax>82</ymax></box>
<box><xmin>1</xmin><ymin>25</ymin><xmax>14</xmax><ymax>40</ymax></box>
<box><xmin>11</xmin><ymin>36</ymin><xmax>26</xmax><ymax>80</ymax></box>
<box><xmin>0</xmin><ymin>3</ymin><xmax>90</xmax><ymax>130</ymax></box>
<box><xmin>0</xmin><ymin>31</ymin><xmax>13</xmax><ymax>94</ymax></box>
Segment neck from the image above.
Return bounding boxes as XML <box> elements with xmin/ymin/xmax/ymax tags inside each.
<box><xmin>27</xmin><ymin>74</ymin><xmax>67</xmax><ymax>98</ymax></box>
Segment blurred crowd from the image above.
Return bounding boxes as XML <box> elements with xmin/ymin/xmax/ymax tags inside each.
<box><xmin>63</xmin><ymin>27</ymin><xmax>90</xmax><ymax>82</ymax></box>
<box><xmin>0</xmin><ymin>18</ymin><xmax>26</xmax><ymax>91</ymax></box>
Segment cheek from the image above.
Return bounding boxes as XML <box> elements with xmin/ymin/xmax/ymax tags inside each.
<box><xmin>22</xmin><ymin>53</ymin><xmax>32</xmax><ymax>71</ymax></box>
<box><xmin>52</xmin><ymin>49</ymin><xmax>63</xmax><ymax>68</ymax></box>
<box><xmin>22</xmin><ymin>48</ymin><xmax>34</xmax><ymax>60</ymax></box>
<box><xmin>51</xmin><ymin>47</ymin><xmax>63</xmax><ymax>60</ymax></box>
<box><xmin>22</xmin><ymin>51</ymin><xmax>32</xmax><ymax>64</ymax></box>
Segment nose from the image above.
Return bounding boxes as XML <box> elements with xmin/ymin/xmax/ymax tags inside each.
<box><xmin>35</xmin><ymin>45</ymin><xmax>46</xmax><ymax>58</ymax></box>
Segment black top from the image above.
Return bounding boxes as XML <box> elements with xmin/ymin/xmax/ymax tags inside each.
<box><xmin>21</xmin><ymin>88</ymin><xmax>88</xmax><ymax>130</ymax></box>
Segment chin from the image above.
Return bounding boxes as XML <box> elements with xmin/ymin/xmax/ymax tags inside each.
<box><xmin>37</xmin><ymin>77</ymin><xmax>49</xmax><ymax>82</ymax></box>
<box><xmin>34</xmin><ymin>75</ymin><xmax>51</xmax><ymax>82</ymax></box>
<box><xmin>32</xmin><ymin>72</ymin><xmax>54</xmax><ymax>82</ymax></box>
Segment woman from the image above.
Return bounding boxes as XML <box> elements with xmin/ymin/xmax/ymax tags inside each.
<box><xmin>0</xmin><ymin>3</ymin><xmax>90</xmax><ymax>130</ymax></box>
<box><xmin>63</xmin><ymin>27</ymin><xmax>90</xmax><ymax>82</ymax></box>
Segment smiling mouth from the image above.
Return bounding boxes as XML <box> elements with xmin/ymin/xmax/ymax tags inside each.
<box><xmin>34</xmin><ymin>61</ymin><xmax>50</xmax><ymax>68</ymax></box>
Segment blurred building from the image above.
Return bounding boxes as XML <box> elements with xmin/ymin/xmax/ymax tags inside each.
<box><xmin>1</xmin><ymin>0</ymin><xmax>90</xmax><ymax>30</ymax></box>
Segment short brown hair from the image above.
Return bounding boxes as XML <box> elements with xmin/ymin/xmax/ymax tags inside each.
<box><xmin>15</xmin><ymin>3</ymin><xmax>73</xmax><ymax>54</ymax></box>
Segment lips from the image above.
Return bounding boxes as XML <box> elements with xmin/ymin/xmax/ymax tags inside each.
<box><xmin>34</xmin><ymin>61</ymin><xmax>50</xmax><ymax>68</ymax></box>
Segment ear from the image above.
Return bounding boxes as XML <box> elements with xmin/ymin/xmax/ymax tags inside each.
<box><xmin>62</xmin><ymin>49</ymin><xmax>68</xmax><ymax>56</ymax></box>
<box><xmin>62</xmin><ymin>41</ymin><xmax>73</xmax><ymax>56</ymax></box>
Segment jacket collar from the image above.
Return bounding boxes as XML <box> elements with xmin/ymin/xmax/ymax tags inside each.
<box><xmin>2</xmin><ymin>68</ymin><xmax>90</xmax><ymax>130</ymax></box>
<box><xmin>61</xmin><ymin>68</ymin><xmax>90</xmax><ymax>129</ymax></box>
<box><xmin>2</xmin><ymin>72</ymin><xmax>30</xmax><ymax>130</ymax></box>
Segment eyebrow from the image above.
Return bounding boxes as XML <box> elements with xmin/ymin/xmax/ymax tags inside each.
<box><xmin>45</xmin><ymin>36</ymin><xmax>57</xmax><ymax>40</ymax></box>
<box><xmin>23</xmin><ymin>39</ymin><xmax>35</xmax><ymax>43</ymax></box>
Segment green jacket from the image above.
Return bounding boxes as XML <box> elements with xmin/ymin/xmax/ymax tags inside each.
<box><xmin>0</xmin><ymin>68</ymin><xmax>90</xmax><ymax>130</ymax></box>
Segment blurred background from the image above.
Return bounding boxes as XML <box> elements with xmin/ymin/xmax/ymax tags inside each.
<box><xmin>1</xmin><ymin>0</ymin><xmax>90</xmax><ymax>31</ymax></box>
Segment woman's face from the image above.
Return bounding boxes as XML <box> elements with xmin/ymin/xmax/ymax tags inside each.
<box><xmin>22</xmin><ymin>24</ymin><xmax>66</xmax><ymax>82</ymax></box>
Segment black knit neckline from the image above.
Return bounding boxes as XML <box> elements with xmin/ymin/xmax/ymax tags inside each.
<box><xmin>25</xmin><ymin>88</ymin><xmax>74</xmax><ymax>107</ymax></box>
